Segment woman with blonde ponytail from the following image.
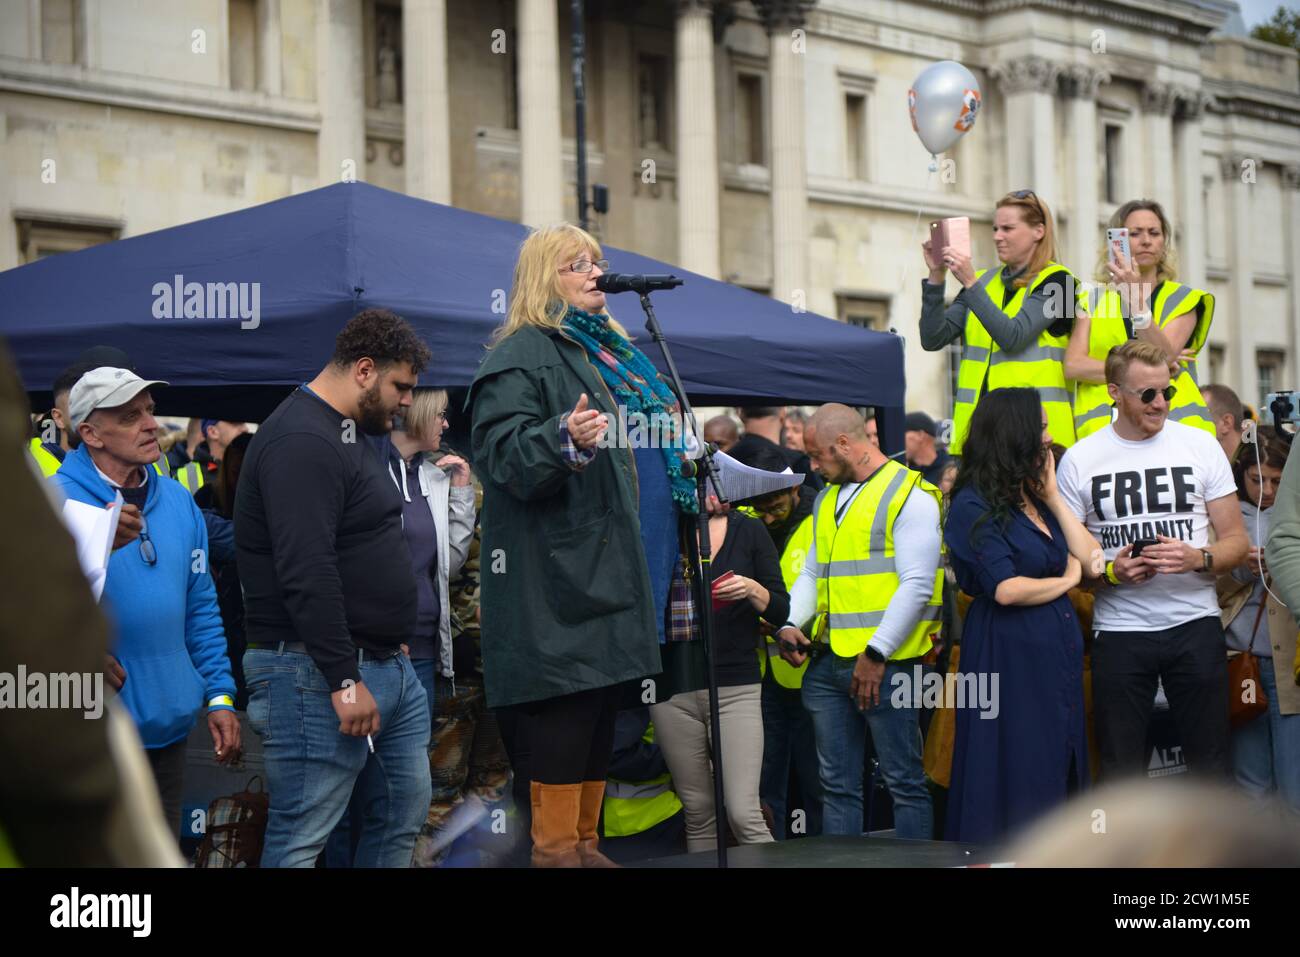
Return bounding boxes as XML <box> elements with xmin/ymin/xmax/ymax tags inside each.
<box><xmin>920</xmin><ymin>191</ymin><xmax>1084</xmax><ymax>457</ymax></box>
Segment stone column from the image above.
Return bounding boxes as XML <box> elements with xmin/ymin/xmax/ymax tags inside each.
<box><xmin>1140</xmin><ymin>82</ymin><xmax>1176</xmax><ymax>209</ymax></box>
<box><xmin>991</xmin><ymin>56</ymin><xmax>1060</xmax><ymax>200</ymax></box>
<box><xmin>316</xmin><ymin>0</ymin><xmax>366</xmax><ymax>184</ymax></box>
<box><xmin>0</xmin><ymin>114</ymin><xmax>18</xmax><ymax>269</ymax></box>
<box><xmin>675</xmin><ymin>0</ymin><xmax>721</xmax><ymax>278</ymax></box>
<box><xmin>1173</xmin><ymin>89</ymin><xmax>1211</xmax><ymax>289</ymax></box>
<box><xmin>76</xmin><ymin>0</ymin><xmax>101</xmax><ymax>68</ymax></box>
<box><xmin>258</xmin><ymin>0</ymin><xmax>284</xmax><ymax>96</ymax></box>
<box><xmin>759</xmin><ymin>1</ymin><xmax>811</xmax><ymax>304</ymax></box>
<box><xmin>517</xmin><ymin>0</ymin><xmax>564</xmax><ymax>226</ymax></box>
<box><xmin>1223</xmin><ymin>153</ymin><xmax>1256</xmax><ymax>400</ymax></box>
<box><xmin>26</xmin><ymin>0</ymin><xmax>41</xmax><ymax>59</ymax></box>
<box><xmin>1285</xmin><ymin>166</ymin><xmax>1300</xmax><ymax>386</ymax></box>
<box><xmin>403</xmin><ymin>0</ymin><xmax>452</xmax><ymax>203</ymax></box>
<box><xmin>1062</xmin><ymin>65</ymin><xmax>1108</xmax><ymax>282</ymax></box>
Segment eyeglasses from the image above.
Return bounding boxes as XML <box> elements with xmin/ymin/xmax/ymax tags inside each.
<box><xmin>138</xmin><ymin>515</ymin><xmax>157</xmax><ymax>566</ymax></box>
<box><xmin>750</xmin><ymin>494</ymin><xmax>792</xmax><ymax>516</ymax></box>
<box><xmin>561</xmin><ymin>258</ymin><xmax>609</xmax><ymax>274</ymax></box>
<box><xmin>1121</xmin><ymin>384</ymin><xmax>1177</xmax><ymax>405</ymax></box>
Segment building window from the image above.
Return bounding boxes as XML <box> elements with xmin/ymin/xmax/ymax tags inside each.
<box><xmin>16</xmin><ymin>218</ymin><xmax>120</xmax><ymax>264</ymax></box>
<box><xmin>1206</xmin><ymin>344</ymin><xmax>1225</xmax><ymax>386</ymax></box>
<box><xmin>638</xmin><ymin>55</ymin><xmax>670</xmax><ymax>151</ymax></box>
<box><xmin>41</xmin><ymin>0</ymin><xmax>77</xmax><ymax>65</ymax></box>
<box><xmin>1103</xmin><ymin>124</ymin><xmax>1123</xmax><ymax>204</ymax></box>
<box><xmin>228</xmin><ymin>0</ymin><xmax>258</xmax><ymax>92</ymax></box>
<box><xmin>735</xmin><ymin>72</ymin><xmax>765</xmax><ymax>166</ymax></box>
<box><xmin>845</xmin><ymin>93</ymin><xmax>867</xmax><ymax>180</ymax></box>
<box><xmin>1258</xmin><ymin>349</ymin><xmax>1286</xmax><ymax>414</ymax></box>
<box><xmin>836</xmin><ymin>294</ymin><xmax>890</xmax><ymax>331</ymax></box>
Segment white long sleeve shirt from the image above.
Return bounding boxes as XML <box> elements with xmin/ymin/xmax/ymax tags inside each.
<box><xmin>787</xmin><ymin>480</ymin><xmax>941</xmax><ymax>659</ymax></box>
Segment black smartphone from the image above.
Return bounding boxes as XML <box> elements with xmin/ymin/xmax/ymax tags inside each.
<box><xmin>779</xmin><ymin>637</ymin><xmax>806</xmax><ymax>654</ymax></box>
<box><xmin>1131</xmin><ymin>538</ymin><xmax>1159</xmax><ymax>558</ymax></box>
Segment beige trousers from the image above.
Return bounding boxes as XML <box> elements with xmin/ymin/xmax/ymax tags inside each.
<box><xmin>650</xmin><ymin>683</ymin><xmax>775</xmax><ymax>852</ymax></box>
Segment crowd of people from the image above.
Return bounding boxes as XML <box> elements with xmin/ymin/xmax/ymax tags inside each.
<box><xmin>15</xmin><ymin>185</ymin><xmax>1300</xmax><ymax>869</ymax></box>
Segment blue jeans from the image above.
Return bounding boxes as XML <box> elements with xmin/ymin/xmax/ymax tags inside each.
<box><xmin>1231</xmin><ymin>659</ymin><xmax>1300</xmax><ymax>815</ymax></box>
<box><xmin>244</xmin><ymin>648</ymin><xmax>432</xmax><ymax>867</ymax></box>
<box><xmin>801</xmin><ymin>653</ymin><xmax>933</xmax><ymax>839</ymax></box>
<box><xmin>760</xmin><ymin>677</ymin><xmax>823</xmax><ymax>839</ymax></box>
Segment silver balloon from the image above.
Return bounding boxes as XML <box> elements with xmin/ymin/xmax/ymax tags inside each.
<box><xmin>908</xmin><ymin>60</ymin><xmax>982</xmax><ymax>156</ymax></box>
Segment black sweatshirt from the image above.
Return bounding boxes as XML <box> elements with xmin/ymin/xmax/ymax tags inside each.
<box><xmin>234</xmin><ymin>387</ymin><xmax>416</xmax><ymax>690</ymax></box>
<box><xmin>709</xmin><ymin>512</ymin><xmax>790</xmax><ymax>687</ymax></box>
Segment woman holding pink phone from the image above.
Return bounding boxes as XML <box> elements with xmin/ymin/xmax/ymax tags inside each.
<box><xmin>920</xmin><ymin>191</ymin><xmax>1083</xmax><ymax>457</ymax></box>
<box><xmin>1065</xmin><ymin>199</ymin><xmax>1216</xmax><ymax>440</ymax></box>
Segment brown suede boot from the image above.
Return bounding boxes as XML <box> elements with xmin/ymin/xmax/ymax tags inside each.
<box><xmin>576</xmin><ymin>781</ymin><xmax>621</xmax><ymax>868</ymax></box>
<box><xmin>530</xmin><ymin>782</ymin><xmax>582</xmax><ymax>868</ymax></box>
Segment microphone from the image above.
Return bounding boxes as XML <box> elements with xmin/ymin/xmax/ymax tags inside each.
<box><xmin>595</xmin><ymin>273</ymin><xmax>684</xmax><ymax>294</ymax></box>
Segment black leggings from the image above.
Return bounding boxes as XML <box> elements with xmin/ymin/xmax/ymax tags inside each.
<box><xmin>519</xmin><ymin>685</ymin><xmax>622</xmax><ymax>785</ymax></box>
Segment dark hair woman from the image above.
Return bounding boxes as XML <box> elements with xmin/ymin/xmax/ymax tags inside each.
<box><xmin>942</xmin><ymin>388</ymin><xmax>1101</xmax><ymax>843</ymax></box>
<box><xmin>1219</xmin><ymin>426</ymin><xmax>1300</xmax><ymax>812</ymax></box>
<box><xmin>193</xmin><ymin>431</ymin><xmax>253</xmax><ymax>708</ymax></box>
<box><xmin>469</xmin><ymin>224</ymin><xmax>697</xmax><ymax>867</ymax></box>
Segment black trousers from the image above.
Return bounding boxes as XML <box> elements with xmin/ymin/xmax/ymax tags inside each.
<box><xmin>1092</xmin><ymin>615</ymin><xmax>1230</xmax><ymax>780</ymax></box>
<box><xmin>516</xmin><ymin>685</ymin><xmax>622</xmax><ymax>785</ymax></box>
<box><xmin>145</xmin><ymin>738</ymin><xmax>187</xmax><ymax>839</ymax></box>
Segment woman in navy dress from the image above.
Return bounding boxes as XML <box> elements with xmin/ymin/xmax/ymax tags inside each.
<box><xmin>944</xmin><ymin>387</ymin><xmax>1101</xmax><ymax>844</ymax></box>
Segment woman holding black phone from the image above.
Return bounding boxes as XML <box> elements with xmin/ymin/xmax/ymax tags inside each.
<box><xmin>943</xmin><ymin>388</ymin><xmax>1101</xmax><ymax>844</ymax></box>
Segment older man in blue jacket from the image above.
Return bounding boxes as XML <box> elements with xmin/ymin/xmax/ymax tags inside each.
<box><xmin>54</xmin><ymin>367</ymin><xmax>240</xmax><ymax>836</ymax></box>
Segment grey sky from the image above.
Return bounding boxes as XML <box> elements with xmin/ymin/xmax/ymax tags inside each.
<box><xmin>1237</xmin><ymin>0</ymin><xmax>1298</xmax><ymax>28</ymax></box>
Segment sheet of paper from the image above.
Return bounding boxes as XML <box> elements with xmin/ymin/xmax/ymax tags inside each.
<box><xmin>60</xmin><ymin>492</ymin><xmax>122</xmax><ymax>602</ymax></box>
<box><xmin>708</xmin><ymin>449</ymin><xmax>804</xmax><ymax>502</ymax></box>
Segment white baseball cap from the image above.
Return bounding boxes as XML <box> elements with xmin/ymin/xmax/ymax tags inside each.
<box><xmin>68</xmin><ymin>366</ymin><xmax>168</xmax><ymax>430</ymax></box>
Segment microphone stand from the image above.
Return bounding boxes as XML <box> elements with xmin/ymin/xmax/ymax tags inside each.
<box><xmin>638</xmin><ymin>289</ymin><xmax>729</xmax><ymax>869</ymax></box>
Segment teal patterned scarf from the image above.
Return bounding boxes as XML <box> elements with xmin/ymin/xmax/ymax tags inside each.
<box><xmin>560</xmin><ymin>306</ymin><xmax>698</xmax><ymax>513</ymax></box>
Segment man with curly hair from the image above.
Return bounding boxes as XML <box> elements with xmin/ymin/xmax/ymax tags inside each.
<box><xmin>236</xmin><ymin>309</ymin><xmax>435</xmax><ymax>867</ymax></box>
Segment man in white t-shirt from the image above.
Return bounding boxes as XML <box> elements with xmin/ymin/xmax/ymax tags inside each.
<box><xmin>1058</xmin><ymin>341</ymin><xmax>1247</xmax><ymax>779</ymax></box>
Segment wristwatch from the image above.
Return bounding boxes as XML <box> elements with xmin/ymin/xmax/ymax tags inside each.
<box><xmin>864</xmin><ymin>645</ymin><xmax>886</xmax><ymax>664</ymax></box>
<box><xmin>1201</xmin><ymin>548</ymin><xmax>1214</xmax><ymax>573</ymax></box>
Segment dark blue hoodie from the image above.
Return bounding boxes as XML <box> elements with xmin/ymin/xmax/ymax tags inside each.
<box><xmin>54</xmin><ymin>445</ymin><xmax>235</xmax><ymax>748</ymax></box>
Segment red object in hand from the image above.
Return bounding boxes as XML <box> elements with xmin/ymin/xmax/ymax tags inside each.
<box><xmin>712</xmin><ymin>570</ymin><xmax>738</xmax><ymax>610</ymax></box>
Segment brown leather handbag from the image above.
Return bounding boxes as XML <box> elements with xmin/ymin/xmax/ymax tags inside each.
<box><xmin>1228</xmin><ymin>597</ymin><xmax>1270</xmax><ymax>729</ymax></box>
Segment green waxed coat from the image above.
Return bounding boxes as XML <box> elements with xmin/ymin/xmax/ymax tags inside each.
<box><xmin>467</xmin><ymin>325</ymin><xmax>662</xmax><ymax>708</ymax></box>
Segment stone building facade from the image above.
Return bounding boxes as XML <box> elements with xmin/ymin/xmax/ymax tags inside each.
<box><xmin>1</xmin><ymin>0</ymin><xmax>1297</xmax><ymax>416</ymax></box>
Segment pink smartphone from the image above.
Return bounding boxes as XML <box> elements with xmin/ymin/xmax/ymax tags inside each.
<box><xmin>930</xmin><ymin>216</ymin><xmax>971</xmax><ymax>261</ymax></box>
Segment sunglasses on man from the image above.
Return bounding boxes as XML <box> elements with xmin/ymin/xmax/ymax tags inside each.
<box><xmin>1119</xmin><ymin>384</ymin><xmax>1177</xmax><ymax>405</ymax></box>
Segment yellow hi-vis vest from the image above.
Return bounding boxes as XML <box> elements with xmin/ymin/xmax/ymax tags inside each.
<box><xmin>174</xmin><ymin>461</ymin><xmax>207</xmax><ymax>493</ymax></box>
<box><xmin>950</xmin><ymin>261</ymin><xmax>1077</xmax><ymax>455</ymax></box>
<box><xmin>601</xmin><ymin>723</ymin><xmax>683</xmax><ymax>839</ymax></box>
<box><xmin>1073</xmin><ymin>282</ymin><xmax>1216</xmax><ymax>439</ymax></box>
<box><xmin>812</xmin><ymin>460</ymin><xmax>943</xmax><ymax>659</ymax></box>
<box><xmin>0</xmin><ymin>821</ymin><xmax>18</xmax><ymax>867</ymax></box>
<box><xmin>28</xmin><ymin>437</ymin><xmax>62</xmax><ymax>477</ymax></box>
<box><xmin>758</xmin><ymin>513</ymin><xmax>819</xmax><ymax>689</ymax></box>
